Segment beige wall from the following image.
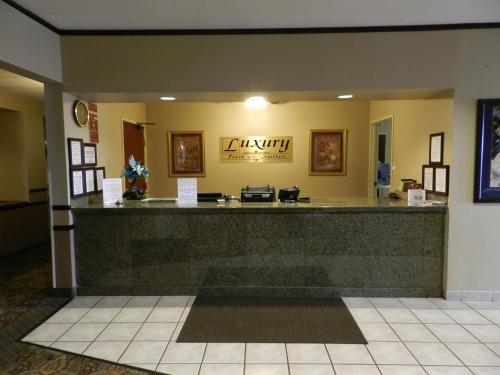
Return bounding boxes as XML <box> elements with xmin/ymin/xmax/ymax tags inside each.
<box><xmin>145</xmin><ymin>101</ymin><xmax>370</xmax><ymax>198</ymax></box>
<box><xmin>0</xmin><ymin>92</ymin><xmax>46</xmax><ymax>195</ymax></box>
<box><xmin>370</xmin><ymin>99</ymin><xmax>454</xmax><ymax>192</ymax></box>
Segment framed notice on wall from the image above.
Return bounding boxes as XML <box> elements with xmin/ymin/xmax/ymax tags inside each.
<box><xmin>84</xmin><ymin>143</ymin><xmax>97</xmax><ymax>166</ymax></box>
<box><xmin>429</xmin><ymin>132</ymin><xmax>444</xmax><ymax>165</ymax></box>
<box><xmin>422</xmin><ymin>165</ymin><xmax>434</xmax><ymax>192</ymax></box>
<box><xmin>70</xmin><ymin>168</ymin><xmax>85</xmax><ymax>198</ymax></box>
<box><xmin>84</xmin><ymin>168</ymin><xmax>96</xmax><ymax>194</ymax></box>
<box><xmin>67</xmin><ymin>138</ymin><xmax>84</xmax><ymax>167</ymax></box>
<box><xmin>95</xmin><ymin>167</ymin><xmax>106</xmax><ymax>192</ymax></box>
<box><xmin>434</xmin><ymin>165</ymin><xmax>449</xmax><ymax>196</ymax></box>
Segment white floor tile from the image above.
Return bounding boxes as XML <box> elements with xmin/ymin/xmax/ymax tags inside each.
<box><xmin>390</xmin><ymin>323</ymin><xmax>439</xmax><ymax>342</ymax></box>
<box><xmin>157</xmin><ymin>296</ymin><xmax>191</xmax><ymax>307</ymax></box>
<box><xmin>378</xmin><ymin>365</ymin><xmax>427</xmax><ymax>375</ymax></box>
<box><xmin>245</xmin><ymin>364</ymin><xmax>290</xmax><ymax>375</ymax></box>
<box><xmin>58</xmin><ymin>323</ymin><xmax>107</xmax><ymax>342</ymax></box>
<box><xmin>476</xmin><ymin>310</ymin><xmax>500</xmax><ymax>325</ymax></box>
<box><xmin>443</xmin><ymin>310</ymin><xmax>491</xmax><ymax>325</ymax></box>
<box><xmin>349</xmin><ymin>308</ymin><xmax>385</xmax><ymax>323</ymax></box>
<box><xmin>46</xmin><ymin>308</ymin><xmax>90</xmax><ymax>323</ymax></box>
<box><xmin>161</xmin><ymin>342</ymin><xmax>206</xmax><ymax>363</ymax></box>
<box><xmin>134</xmin><ymin>322</ymin><xmax>176</xmax><ymax>341</ymax></box>
<box><xmin>469</xmin><ymin>367</ymin><xmax>500</xmax><ymax>375</ymax></box>
<box><xmin>84</xmin><ymin>341</ymin><xmax>129</xmax><ymax>362</ymax></box>
<box><xmin>447</xmin><ymin>343</ymin><xmax>500</xmax><ymax>366</ymax></box>
<box><xmin>65</xmin><ymin>296</ymin><xmax>102</xmax><ymax>308</ymax></box>
<box><xmin>429</xmin><ymin>299</ymin><xmax>470</xmax><ymax>310</ymax></box>
<box><xmin>30</xmin><ymin>341</ymin><xmax>53</xmax><ymax>347</ymax></box>
<box><xmin>23</xmin><ymin>323</ymin><xmax>72</xmax><ymax>342</ymax></box>
<box><xmin>180</xmin><ymin>307</ymin><xmax>191</xmax><ymax>322</ymax></box>
<box><xmin>326</xmin><ymin>344</ymin><xmax>373</xmax><ymax>364</ymax></box>
<box><xmin>119</xmin><ymin>340</ymin><xmax>168</xmax><ymax>363</ymax></box>
<box><xmin>113</xmin><ymin>307</ymin><xmax>153</xmax><ymax>322</ymax></box>
<box><xmin>286</xmin><ymin>344</ymin><xmax>330</xmax><ymax>364</ymax></box>
<box><xmin>400</xmin><ymin>299</ymin><xmax>437</xmax><ymax>309</ymax></box>
<box><xmin>334</xmin><ymin>364</ymin><xmax>381</xmax><ymax>375</ymax></box>
<box><xmin>126</xmin><ymin>296</ymin><xmax>160</xmax><ymax>307</ymax></box>
<box><xmin>378</xmin><ymin>308</ymin><xmax>419</xmax><ymax>323</ymax></box>
<box><xmin>423</xmin><ymin>366</ymin><xmax>473</xmax><ymax>375</ymax></box>
<box><xmin>487</xmin><ymin>343</ymin><xmax>500</xmax><ymax>356</ymax></box>
<box><xmin>369</xmin><ymin>298</ymin><xmax>405</xmax><ymax>308</ymax></box>
<box><xmin>171</xmin><ymin>323</ymin><xmax>184</xmax><ymax>341</ymax></box>
<box><xmin>96</xmin><ymin>322</ymin><xmax>142</xmax><ymax>341</ymax></box>
<box><xmin>50</xmin><ymin>341</ymin><xmax>91</xmax><ymax>354</ymax></box>
<box><xmin>157</xmin><ymin>363</ymin><xmax>200</xmax><ymax>375</ymax></box>
<box><xmin>199</xmin><ymin>363</ymin><xmax>243</xmax><ymax>375</ymax></box>
<box><xmin>358</xmin><ymin>323</ymin><xmax>400</xmax><ymax>341</ymax></box>
<box><xmin>289</xmin><ymin>364</ymin><xmax>335</xmax><ymax>375</ymax></box>
<box><xmin>342</xmin><ymin>297</ymin><xmax>373</xmax><ymax>308</ymax></box>
<box><xmin>426</xmin><ymin>324</ymin><xmax>478</xmax><ymax>343</ymax></box>
<box><xmin>411</xmin><ymin>309</ymin><xmax>455</xmax><ymax>324</ymax></box>
<box><xmin>463</xmin><ymin>325</ymin><xmax>500</xmax><ymax>342</ymax></box>
<box><xmin>246</xmin><ymin>343</ymin><xmax>287</xmax><ymax>364</ymax></box>
<box><xmin>95</xmin><ymin>296</ymin><xmax>132</xmax><ymax>308</ymax></box>
<box><xmin>147</xmin><ymin>307</ymin><xmax>184</xmax><ymax>322</ymax></box>
<box><xmin>203</xmin><ymin>343</ymin><xmax>245</xmax><ymax>363</ymax></box>
<box><xmin>405</xmin><ymin>342</ymin><xmax>461</xmax><ymax>366</ymax></box>
<box><xmin>79</xmin><ymin>307</ymin><xmax>121</xmax><ymax>323</ymax></box>
<box><xmin>367</xmin><ymin>342</ymin><xmax>417</xmax><ymax>365</ymax></box>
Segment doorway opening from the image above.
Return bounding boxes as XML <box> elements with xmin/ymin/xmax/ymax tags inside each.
<box><xmin>123</xmin><ymin>120</ymin><xmax>147</xmax><ymax>192</ymax></box>
<box><xmin>370</xmin><ymin>116</ymin><xmax>393</xmax><ymax>198</ymax></box>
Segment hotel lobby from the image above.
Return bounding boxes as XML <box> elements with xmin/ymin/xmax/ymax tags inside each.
<box><xmin>2</xmin><ymin>1</ymin><xmax>500</xmax><ymax>374</ymax></box>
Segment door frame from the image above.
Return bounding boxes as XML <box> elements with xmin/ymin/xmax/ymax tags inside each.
<box><xmin>368</xmin><ymin>115</ymin><xmax>394</xmax><ymax>199</ymax></box>
<box><xmin>122</xmin><ymin>118</ymin><xmax>147</xmax><ymax>166</ymax></box>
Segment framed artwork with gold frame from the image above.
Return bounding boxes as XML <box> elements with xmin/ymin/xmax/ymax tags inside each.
<box><xmin>309</xmin><ymin>129</ymin><xmax>347</xmax><ymax>175</ymax></box>
<box><xmin>167</xmin><ymin>131</ymin><xmax>205</xmax><ymax>177</ymax></box>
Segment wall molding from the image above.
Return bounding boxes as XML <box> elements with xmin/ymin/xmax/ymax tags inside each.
<box><xmin>444</xmin><ymin>289</ymin><xmax>500</xmax><ymax>302</ymax></box>
<box><xmin>0</xmin><ymin>200</ymin><xmax>48</xmax><ymax>212</ymax></box>
<box><xmin>52</xmin><ymin>224</ymin><xmax>74</xmax><ymax>231</ymax></box>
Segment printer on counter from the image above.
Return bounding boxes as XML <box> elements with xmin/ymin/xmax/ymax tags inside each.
<box><xmin>240</xmin><ymin>185</ymin><xmax>276</xmax><ymax>202</ymax></box>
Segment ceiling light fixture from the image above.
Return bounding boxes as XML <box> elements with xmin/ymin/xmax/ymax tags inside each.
<box><xmin>245</xmin><ymin>96</ymin><xmax>268</xmax><ymax>109</ymax></box>
<box><xmin>160</xmin><ymin>96</ymin><xmax>176</xmax><ymax>101</ymax></box>
<box><xmin>337</xmin><ymin>94</ymin><xmax>353</xmax><ymax>99</ymax></box>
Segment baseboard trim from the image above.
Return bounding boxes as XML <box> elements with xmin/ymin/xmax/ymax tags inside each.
<box><xmin>51</xmin><ymin>287</ymin><xmax>76</xmax><ymax>298</ymax></box>
<box><xmin>444</xmin><ymin>289</ymin><xmax>499</xmax><ymax>301</ymax></box>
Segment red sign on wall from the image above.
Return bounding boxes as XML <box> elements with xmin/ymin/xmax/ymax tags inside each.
<box><xmin>89</xmin><ymin>103</ymin><xmax>99</xmax><ymax>143</ymax></box>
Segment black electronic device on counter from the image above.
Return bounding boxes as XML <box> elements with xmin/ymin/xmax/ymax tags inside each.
<box><xmin>240</xmin><ymin>185</ymin><xmax>276</xmax><ymax>202</ymax></box>
<box><xmin>278</xmin><ymin>186</ymin><xmax>300</xmax><ymax>202</ymax></box>
<box><xmin>197</xmin><ymin>192</ymin><xmax>223</xmax><ymax>202</ymax></box>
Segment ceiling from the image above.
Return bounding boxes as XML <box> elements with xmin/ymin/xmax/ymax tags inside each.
<box><xmin>10</xmin><ymin>0</ymin><xmax>500</xmax><ymax>31</ymax></box>
<box><xmin>0</xmin><ymin>68</ymin><xmax>44</xmax><ymax>99</ymax></box>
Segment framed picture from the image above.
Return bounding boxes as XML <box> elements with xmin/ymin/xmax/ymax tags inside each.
<box><xmin>167</xmin><ymin>131</ymin><xmax>205</xmax><ymax>177</ymax></box>
<box><xmin>309</xmin><ymin>129</ymin><xmax>347</xmax><ymax>175</ymax></box>
<box><xmin>84</xmin><ymin>168</ymin><xmax>96</xmax><ymax>194</ymax></box>
<box><xmin>83</xmin><ymin>143</ymin><xmax>97</xmax><ymax>166</ymax></box>
<box><xmin>94</xmin><ymin>167</ymin><xmax>106</xmax><ymax>192</ymax></box>
<box><xmin>429</xmin><ymin>132</ymin><xmax>444</xmax><ymax>165</ymax></box>
<box><xmin>69</xmin><ymin>168</ymin><xmax>85</xmax><ymax>198</ymax></box>
<box><xmin>475</xmin><ymin>99</ymin><xmax>500</xmax><ymax>202</ymax></box>
<box><xmin>434</xmin><ymin>165</ymin><xmax>450</xmax><ymax>196</ymax></box>
<box><xmin>67</xmin><ymin>138</ymin><xmax>84</xmax><ymax>167</ymax></box>
<box><xmin>422</xmin><ymin>165</ymin><xmax>435</xmax><ymax>193</ymax></box>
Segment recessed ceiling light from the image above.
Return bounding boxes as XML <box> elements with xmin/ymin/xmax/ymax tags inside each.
<box><xmin>245</xmin><ymin>96</ymin><xmax>268</xmax><ymax>109</ymax></box>
<box><xmin>160</xmin><ymin>96</ymin><xmax>176</xmax><ymax>101</ymax></box>
<box><xmin>337</xmin><ymin>94</ymin><xmax>353</xmax><ymax>99</ymax></box>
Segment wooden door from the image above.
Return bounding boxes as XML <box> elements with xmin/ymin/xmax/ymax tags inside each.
<box><xmin>123</xmin><ymin>121</ymin><xmax>147</xmax><ymax>191</ymax></box>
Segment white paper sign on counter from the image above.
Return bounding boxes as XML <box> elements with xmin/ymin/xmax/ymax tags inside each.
<box><xmin>408</xmin><ymin>189</ymin><xmax>426</xmax><ymax>206</ymax></box>
<box><xmin>177</xmin><ymin>178</ymin><xmax>197</xmax><ymax>206</ymax></box>
<box><xmin>103</xmin><ymin>178</ymin><xmax>123</xmax><ymax>205</ymax></box>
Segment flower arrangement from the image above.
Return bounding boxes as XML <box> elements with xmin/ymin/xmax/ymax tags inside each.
<box><xmin>122</xmin><ymin>155</ymin><xmax>150</xmax><ymax>200</ymax></box>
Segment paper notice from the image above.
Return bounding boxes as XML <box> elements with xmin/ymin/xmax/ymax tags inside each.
<box><xmin>423</xmin><ymin>167</ymin><xmax>434</xmax><ymax>191</ymax></box>
<box><xmin>70</xmin><ymin>140</ymin><xmax>82</xmax><ymax>166</ymax></box>
<box><xmin>85</xmin><ymin>169</ymin><xmax>95</xmax><ymax>193</ymax></box>
<box><xmin>430</xmin><ymin>136</ymin><xmax>442</xmax><ymax>163</ymax></box>
<box><xmin>103</xmin><ymin>178</ymin><xmax>123</xmax><ymax>205</ymax></box>
<box><xmin>177</xmin><ymin>178</ymin><xmax>198</xmax><ymax>206</ymax></box>
<box><xmin>435</xmin><ymin>168</ymin><xmax>447</xmax><ymax>193</ymax></box>
<box><xmin>72</xmin><ymin>170</ymin><xmax>84</xmax><ymax>195</ymax></box>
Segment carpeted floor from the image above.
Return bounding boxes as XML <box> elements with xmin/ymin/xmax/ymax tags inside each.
<box><xmin>0</xmin><ymin>242</ymin><xmax>150</xmax><ymax>375</ymax></box>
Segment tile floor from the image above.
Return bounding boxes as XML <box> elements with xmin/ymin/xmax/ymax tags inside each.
<box><xmin>21</xmin><ymin>296</ymin><xmax>500</xmax><ymax>375</ymax></box>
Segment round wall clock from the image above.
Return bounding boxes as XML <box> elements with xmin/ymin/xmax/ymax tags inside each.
<box><xmin>73</xmin><ymin>100</ymin><xmax>89</xmax><ymax>127</ymax></box>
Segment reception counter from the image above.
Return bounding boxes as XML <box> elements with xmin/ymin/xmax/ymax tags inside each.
<box><xmin>72</xmin><ymin>198</ymin><xmax>446</xmax><ymax>297</ymax></box>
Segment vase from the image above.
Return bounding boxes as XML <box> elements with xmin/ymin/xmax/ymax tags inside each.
<box><xmin>123</xmin><ymin>177</ymin><xmax>145</xmax><ymax>200</ymax></box>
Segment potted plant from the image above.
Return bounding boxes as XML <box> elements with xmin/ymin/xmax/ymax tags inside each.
<box><xmin>121</xmin><ymin>155</ymin><xmax>150</xmax><ymax>200</ymax></box>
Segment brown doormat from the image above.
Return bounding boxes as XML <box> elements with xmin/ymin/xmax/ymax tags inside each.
<box><xmin>177</xmin><ymin>296</ymin><xmax>366</xmax><ymax>344</ymax></box>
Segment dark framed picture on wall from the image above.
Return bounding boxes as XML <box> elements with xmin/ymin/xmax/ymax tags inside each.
<box><xmin>434</xmin><ymin>165</ymin><xmax>449</xmax><ymax>196</ymax></box>
<box><xmin>83</xmin><ymin>143</ymin><xmax>97</xmax><ymax>166</ymax></box>
<box><xmin>429</xmin><ymin>132</ymin><xmax>444</xmax><ymax>165</ymax></box>
<box><xmin>309</xmin><ymin>129</ymin><xmax>347</xmax><ymax>175</ymax></box>
<box><xmin>94</xmin><ymin>167</ymin><xmax>106</xmax><ymax>192</ymax></box>
<box><xmin>422</xmin><ymin>165</ymin><xmax>435</xmax><ymax>193</ymax></box>
<box><xmin>67</xmin><ymin>138</ymin><xmax>84</xmax><ymax>167</ymax></box>
<box><xmin>84</xmin><ymin>168</ymin><xmax>96</xmax><ymax>195</ymax></box>
<box><xmin>475</xmin><ymin>99</ymin><xmax>500</xmax><ymax>202</ymax></box>
<box><xmin>167</xmin><ymin>131</ymin><xmax>205</xmax><ymax>177</ymax></box>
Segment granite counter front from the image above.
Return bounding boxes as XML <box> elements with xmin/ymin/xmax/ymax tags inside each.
<box><xmin>72</xmin><ymin>198</ymin><xmax>446</xmax><ymax>297</ymax></box>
